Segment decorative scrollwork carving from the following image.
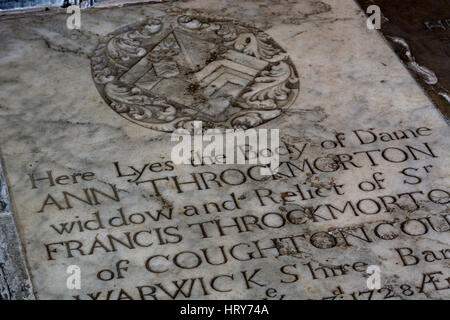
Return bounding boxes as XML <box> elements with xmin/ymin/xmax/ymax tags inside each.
<box><xmin>91</xmin><ymin>14</ymin><xmax>300</xmax><ymax>132</ymax></box>
<box><xmin>242</xmin><ymin>61</ymin><xmax>298</xmax><ymax>109</ymax></box>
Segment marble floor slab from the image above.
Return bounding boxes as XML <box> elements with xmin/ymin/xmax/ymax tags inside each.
<box><xmin>0</xmin><ymin>0</ymin><xmax>448</xmax><ymax>299</ymax></box>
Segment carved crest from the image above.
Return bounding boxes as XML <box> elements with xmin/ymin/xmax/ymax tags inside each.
<box><xmin>91</xmin><ymin>14</ymin><xmax>300</xmax><ymax>132</ymax></box>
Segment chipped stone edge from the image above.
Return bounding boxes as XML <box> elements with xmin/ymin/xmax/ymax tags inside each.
<box><xmin>0</xmin><ymin>158</ymin><xmax>34</xmax><ymax>300</ymax></box>
<box><xmin>354</xmin><ymin>0</ymin><xmax>450</xmax><ymax>125</ymax></box>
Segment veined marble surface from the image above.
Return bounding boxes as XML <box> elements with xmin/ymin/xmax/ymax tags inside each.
<box><xmin>0</xmin><ymin>0</ymin><xmax>448</xmax><ymax>300</ymax></box>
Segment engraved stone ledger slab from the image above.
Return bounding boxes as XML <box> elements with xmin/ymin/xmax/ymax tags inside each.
<box><xmin>0</xmin><ymin>0</ymin><xmax>448</xmax><ymax>299</ymax></box>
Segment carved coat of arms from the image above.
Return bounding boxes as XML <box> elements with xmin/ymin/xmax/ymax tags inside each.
<box><xmin>91</xmin><ymin>14</ymin><xmax>299</xmax><ymax>132</ymax></box>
